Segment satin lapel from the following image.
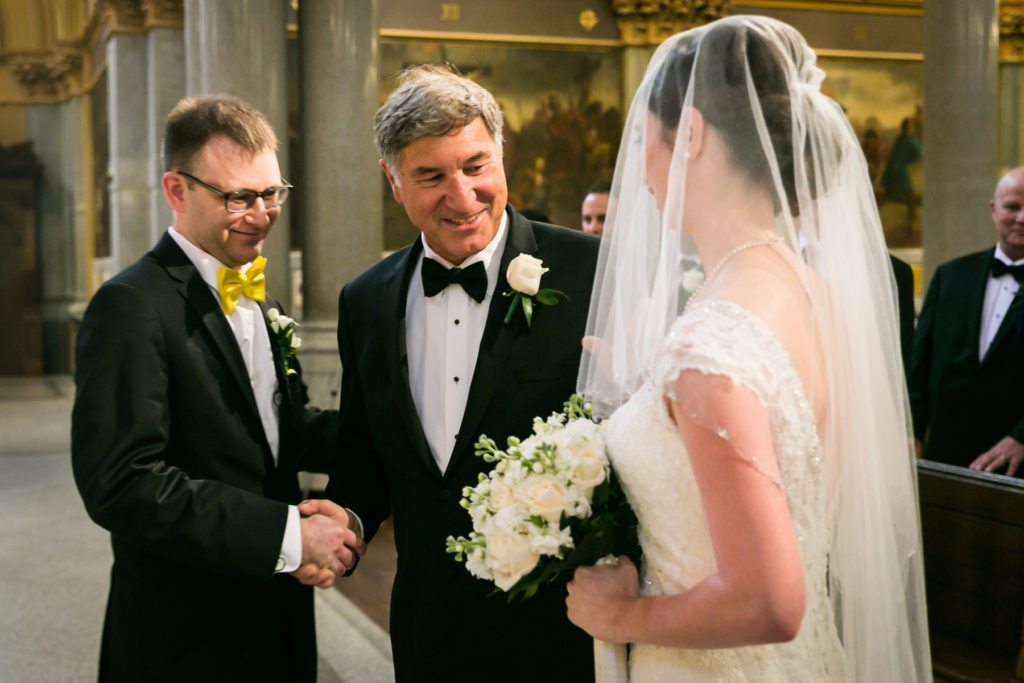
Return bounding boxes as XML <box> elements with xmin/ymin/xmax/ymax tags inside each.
<box><xmin>967</xmin><ymin>252</ymin><xmax>991</xmax><ymax>361</ymax></box>
<box><xmin>383</xmin><ymin>241</ymin><xmax>439</xmax><ymax>478</ymax></box>
<box><xmin>445</xmin><ymin>210</ymin><xmax>538</xmax><ymax>479</ymax></box>
<box><xmin>154</xmin><ymin>234</ymin><xmax>263</xmax><ymax>431</ymax></box>
<box><xmin>259</xmin><ymin>299</ymin><xmax>294</xmax><ymax>470</ymax></box>
<box><xmin>984</xmin><ymin>266</ymin><xmax>1024</xmax><ymax>363</ymax></box>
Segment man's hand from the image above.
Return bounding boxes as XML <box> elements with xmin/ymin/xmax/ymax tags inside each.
<box><xmin>913</xmin><ymin>438</ymin><xmax>924</xmax><ymax>459</ymax></box>
<box><xmin>970</xmin><ymin>436</ymin><xmax>1024</xmax><ymax>477</ymax></box>
<box><xmin>289</xmin><ymin>501</ymin><xmax>366</xmax><ymax>589</ymax></box>
<box><xmin>290</xmin><ymin>499</ymin><xmax>366</xmax><ymax>589</ymax></box>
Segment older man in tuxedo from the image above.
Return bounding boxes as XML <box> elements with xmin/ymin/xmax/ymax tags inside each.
<box><xmin>316</xmin><ymin>64</ymin><xmax>599</xmax><ymax>681</ymax></box>
<box><xmin>909</xmin><ymin>167</ymin><xmax>1024</xmax><ymax>477</ymax></box>
<box><xmin>72</xmin><ymin>95</ymin><xmax>363</xmax><ymax>683</ymax></box>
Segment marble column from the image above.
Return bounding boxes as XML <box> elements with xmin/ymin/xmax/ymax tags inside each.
<box><xmin>107</xmin><ymin>33</ymin><xmax>152</xmax><ymax>269</ymax></box>
<box><xmin>999</xmin><ymin>64</ymin><xmax>1024</xmax><ymax>172</ymax></box>
<box><xmin>147</xmin><ymin>29</ymin><xmax>186</xmax><ymax>241</ymax></box>
<box><xmin>184</xmin><ymin>0</ymin><xmax>291</xmax><ymax>311</ymax></box>
<box><xmin>25</xmin><ymin>99</ymin><xmax>89</xmax><ymax>372</ymax></box>
<box><xmin>298</xmin><ymin>0</ymin><xmax>382</xmax><ymax>408</ymax></box>
<box><xmin>921</xmin><ymin>0</ymin><xmax>1000</xmax><ymax>283</ymax></box>
<box><xmin>621</xmin><ymin>45</ymin><xmax>655</xmax><ymax>108</ymax></box>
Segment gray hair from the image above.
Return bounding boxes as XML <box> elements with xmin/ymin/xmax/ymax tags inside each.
<box><xmin>374</xmin><ymin>63</ymin><xmax>504</xmax><ymax>172</ymax></box>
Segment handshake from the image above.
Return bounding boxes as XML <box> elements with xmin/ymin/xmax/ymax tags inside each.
<box><xmin>290</xmin><ymin>499</ymin><xmax>367</xmax><ymax>589</ymax></box>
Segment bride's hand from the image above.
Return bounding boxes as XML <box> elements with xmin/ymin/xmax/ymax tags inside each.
<box><xmin>566</xmin><ymin>556</ymin><xmax>640</xmax><ymax>643</ymax></box>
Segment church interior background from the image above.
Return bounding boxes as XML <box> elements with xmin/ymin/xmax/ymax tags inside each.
<box><xmin>2</xmin><ymin>2</ymin><xmax>1023</xmax><ymax>681</ymax></box>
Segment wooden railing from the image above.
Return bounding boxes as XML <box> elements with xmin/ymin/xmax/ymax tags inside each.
<box><xmin>918</xmin><ymin>460</ymin><xmax>1024</xmax><ymax>683</ymax></box>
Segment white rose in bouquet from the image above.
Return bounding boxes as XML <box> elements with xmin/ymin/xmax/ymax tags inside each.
<box><xmin>569</xmin><ymin>442</ymin><xmax>607</xmax><ymax>491</ymax></box>
<box><xmin>483</xmin><ymin>522</ymin><xmax>540</xmax><ymax>591</ymax></box>
<box><xmin>488</xmin><ymin>478</ymin><xmax>517</xmax><ymax>511</ymax></box>
<box><xmin>516</xmin><ymin>474</ymin><xmax>571</xmax><ymax>525</ymax></box>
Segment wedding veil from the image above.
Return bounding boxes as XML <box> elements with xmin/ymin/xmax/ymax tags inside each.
<box><xmin>577</xmin><ymin>16</ymin><xmax>930</xmax><ymax>681</ymax></box>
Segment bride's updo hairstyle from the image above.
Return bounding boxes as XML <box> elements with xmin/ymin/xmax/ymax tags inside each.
<box><xmin>647</xmin><ymin>20</ymin><xmax>840</xmax><ymax>216</ymax></box>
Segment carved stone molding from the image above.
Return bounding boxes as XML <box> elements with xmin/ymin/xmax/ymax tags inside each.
<box><xmin>93</xmin><ymin>0</ymin><xmax>146</xmax><ymax>30</ymax></box>
<box><xmin>611</xmin><ymin>0</ymin><xmax>733</xmax><ymax>45</ymax></box>
<box><xmin>89</xmin><ymin>0</ymin><xmax>182</xmax><ymax>34</ymax></box>
<box><xmin>9</xmin><ymin>50</ymin><xmax>82</xmax><ymax>96</ymax></box>
<box><xmin>1001</xmin><ymin>1</ymin><xmax>1024</xmax><ymax>62</ymax></box>
<box><xmin>141</xmin><ymin>0</ymin><xmax>184</xmax><ymax>27</ymax></box>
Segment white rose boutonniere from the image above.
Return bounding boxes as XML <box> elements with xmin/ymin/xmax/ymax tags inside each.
<box><xmin>682</xmin><ymin>269</ymin><xmax>705</xmax><ymax>293</ymax></box>
<box><xmin>504</xmin><ymin>253</ymin><xmax>569</xmax><ymax>326</ymax></box>
<box><xmin>267</xmin><ymin>308</ymin><xmax>301</xmax><ymax>376</ymax></box>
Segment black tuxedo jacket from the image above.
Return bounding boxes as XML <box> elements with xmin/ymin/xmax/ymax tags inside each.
<box><xmin>329</xmin><ymin>209</ymin><xmax>599</xmax><ymax>682</ymax></box>
<box><xmin>889</xmin><ymin>254</ymin><xmax>915</xmax><ymax>373</ymax></box>
<box><xmin>72</xmin><ymin>233</ymin><xmax>333</xmax><ymax>683</ymax></box>
<box><xmin>908</xmin><ymin>247</ymin><xmax>1024</xmax><ymax>468</ymax></box>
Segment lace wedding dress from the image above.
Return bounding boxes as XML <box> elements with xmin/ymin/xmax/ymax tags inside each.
<box><xmin>605</xmin><ymin>300</ymin><xmax>847</xmax><ymax>682</ymax></box>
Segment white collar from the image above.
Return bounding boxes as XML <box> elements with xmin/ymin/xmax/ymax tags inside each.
<box><xmin>994</xmin><ymin>244</ymin><xmax>1024</xmax><ymax>266</ymax></box>
<box><xmin>167</xmin><ymin>226</ymin><xmax>261</xmax><ymax>292</ymax></box>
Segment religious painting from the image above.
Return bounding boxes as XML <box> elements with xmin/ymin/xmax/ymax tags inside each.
<box><xmin>817</xmin><ymin>56</ymin><xmax>923</xmax><ymax>252</ymax></box>
<box><xmin>379</xmin><ymin>39</ymin><xmax>623</xmax><ymax>250</ymax></box>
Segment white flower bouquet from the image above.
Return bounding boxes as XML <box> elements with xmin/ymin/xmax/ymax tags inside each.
<box><xmin>446</xmin><ymin>395</ymin><xmax>637</xmax><ymax>601</ymax></box>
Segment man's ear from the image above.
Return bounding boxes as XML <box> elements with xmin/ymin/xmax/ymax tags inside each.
<box><xmin>162</xmin><ymin>171</ymin><xmax>187</xmax><ymax>212</ymax></box>
<box><xmin>380</xmin><ymin>159</ymin><xmax>403</xmax><ymax>205</ymax></box>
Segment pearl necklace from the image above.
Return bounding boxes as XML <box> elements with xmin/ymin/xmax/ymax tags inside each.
<box><xmin>683</xmin><ymin>237</ymin><xmax>783</xmax><ymax>315</ymax></box>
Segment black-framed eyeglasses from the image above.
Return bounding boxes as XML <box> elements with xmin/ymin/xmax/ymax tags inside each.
<box><xmin>177</xmin><ymin>170</ymin><xmax>292</xmax><ymax>213</ymax></box>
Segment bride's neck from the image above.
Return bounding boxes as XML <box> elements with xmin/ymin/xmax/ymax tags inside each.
<box><xmin>689</xmin><ymin>192</ymin><xmax>778</xmax><ymax>270</ymax></box>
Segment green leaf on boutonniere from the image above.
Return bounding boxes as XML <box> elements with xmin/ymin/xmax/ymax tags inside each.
<box><xmin>521</xmin><ymin>294</ymin><xmax>533</xmax><ymax>326</ymax></box>
<box><xmin>534</xmin><ymin>288</ymin><xmax>569</xmax><ymax>306</ymax></box>
<box><xmin>502</xmin><ymin>288</ymin><xmax>570</xmax><ymax>327</ymax></box>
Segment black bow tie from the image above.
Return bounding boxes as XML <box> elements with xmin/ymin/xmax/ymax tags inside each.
<box><xmin>991</xmin><ymin>259</ymin><xmax>1024</xmax><ymax>283</ymax></box>
<box><xmin>421</xmin><ymin>257</ymin><xmax>488</xmax><ymax>303</ymax></box>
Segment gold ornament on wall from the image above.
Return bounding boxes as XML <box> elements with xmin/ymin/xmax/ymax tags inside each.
<box><xmin>612</xmin><ymin>0</ymin><xmax>733</xmax><ymax>46</ymax></box>
<box><xmin>1001</xmin><ymin>0</ymin><xmax>1024</xmax><ymax>62</ymax></box>
<box><xmin>580</xmin><ymin>9</ymin><xmax>599</xmax><ymax>32</ymax></box>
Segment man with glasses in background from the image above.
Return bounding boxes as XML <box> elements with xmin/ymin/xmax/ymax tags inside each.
<box><xmin>71</xmin><ymin>95</ymin><xmax>363</xmax><ymax>683</ymax></box>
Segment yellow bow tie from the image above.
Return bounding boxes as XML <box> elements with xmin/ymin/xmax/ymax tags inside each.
<box><xmin>217</xmin><ymin>256</ymin><xmax>267</xmax><ymax>315</ymax></box>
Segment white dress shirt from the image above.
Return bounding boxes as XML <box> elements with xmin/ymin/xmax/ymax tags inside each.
<box><xmin>979</xmin><ymin>245</ymin><xmax>1024</xmax><ymax>360</ymax></box>
<box><xmin>406</xmin><ymin>213</ymin><xmax>509</xmax><ymax>472</ymax></box>
<box><xmin>167</xmin><ymin>228</ymin><xmax>301</xmax><ymax>572</ymax></box>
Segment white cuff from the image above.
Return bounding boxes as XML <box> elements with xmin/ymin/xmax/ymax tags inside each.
<box><xmin>346</xmin><ymin>507</ymin><xmax>365</xmax><ymax>538</ymax></box>
<box><xmin>275</xmin><ymin>505</ymin><xmax>302</xmax><ymax>573</ymax></box>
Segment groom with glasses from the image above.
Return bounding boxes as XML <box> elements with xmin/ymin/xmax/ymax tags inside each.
<box><xmin>72</xmin><ymin>94</ymin><xmax>363</xmax><ymax>683</ymax></box>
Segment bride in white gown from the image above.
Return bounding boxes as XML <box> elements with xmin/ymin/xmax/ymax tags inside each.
<box><xmin>567</xmin><ymin>16</ymin><xmax>931</xmax><ymax>682</ymax></box>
